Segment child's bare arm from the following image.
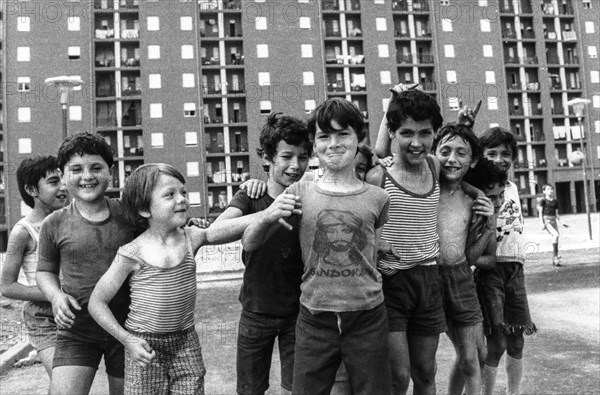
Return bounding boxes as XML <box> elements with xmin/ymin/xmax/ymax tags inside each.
<box><xmin>89</xmin><ymin>255</ymin><xmax>155</xmax><ymax>367</ymax></box>
<box><xmin>212</xmin><ymin>206</ymin><xmax>244</xmax><ymax>223</ymax></box>
<box><xmin>375</xmin><ymin>113</ymin><xmax>393</xmax><ymax>159</ymax></box>
<box><xmin>0</xmin><ymin>226</ymin><xmax>47</xmax><ymax>302</ymax></box>
<box><xmin>466</xmin><ymin>215</ymin><xmax>497</xmax><ymax>270</ymax></box>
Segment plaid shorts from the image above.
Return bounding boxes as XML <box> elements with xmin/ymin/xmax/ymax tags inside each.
<box><xmin>125</xmin><ymin>326</ymin><xmax>206</xmax><ymax>395</ymax></box>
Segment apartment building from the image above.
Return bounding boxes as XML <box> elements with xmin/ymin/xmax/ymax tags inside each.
<box><xmin>1</xmin><ymin>0</ymin><xmax>598</xmax><ymax>248</ymax></box>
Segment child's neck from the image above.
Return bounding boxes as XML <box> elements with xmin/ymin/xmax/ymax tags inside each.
<box><xmin>146</xmin><ymin>223</ymin><xmax>184</xmax><ymax>244</ymax></box>
<box><xmin>440</xmin><ymin>178</ymin><xmax>463</xmax><ymax>196</ymax></box>
<box><xmin>267</xmin><ymin>179</ymin><xmax>285</xmax><ymax>198</ymax></box>
<box><xmin>317</xmin><ymin>166</ymin><xmax>362</xmax><ymax>191</ymax></box>
<box><xmin>393</xmin><ymin>154</ymin><xmax>426</xmax><ymax>174</ymax></box>
<box><xmin>75</xmin><ymin>197</ymin><xmax>109</xmax><ymax>221</ymax></box>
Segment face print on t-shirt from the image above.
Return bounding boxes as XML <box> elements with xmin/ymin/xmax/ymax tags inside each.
<box><xmin>312</xmin><ymin>210</ymin><xmax>367</xmax><ymax>267</ymax></box>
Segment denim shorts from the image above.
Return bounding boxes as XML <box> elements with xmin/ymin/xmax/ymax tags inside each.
<box><xmin>53</xmin><ymin>326</ymin><xmax>125</xmax><ymax>378</ymax></box>
<box><xmin>237</xmin><ymin>309</ymin><xmax>296</xmax><ymax>394</ymax></box>
<box><xmin>22</xmin><ymin>301</ymin><xmax>56</xmax><ymax>351</ymax></box>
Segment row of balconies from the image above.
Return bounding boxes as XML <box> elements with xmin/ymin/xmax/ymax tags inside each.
<box><xmin>94</xmin><ymin>0</ymin><xmax>139</xmax><ymax>10</ymax></box>
<box><xmin>96</xmin><ymin>100</ymin><xmax>141</xmax><ymax>128</ymax></box>
<box><xmin>323</xmin><ymin>0</ymin><xmax>361</xmax><ymax>11</ymax></box>
<box><xmin>392</xmin><ymin>0</ymin><xmax>429</xmax><ymax>12</ymax></box>
<box><xmin>397</xmin><ymin>53</ymin><xmax>434</xmax><ymax>65</ymax></box>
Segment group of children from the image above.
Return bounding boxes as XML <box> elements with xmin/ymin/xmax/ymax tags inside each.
<box><xmin>0</xmin><ymin>85</ymin><xmax>539</xmax><ymax>395</ymax></box>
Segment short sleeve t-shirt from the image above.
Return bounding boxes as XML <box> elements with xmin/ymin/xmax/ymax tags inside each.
<box><xmin>38</xmin><ymin>198</ymin><xmax>139</xmax><ymax>339</ymax></box>
<box><xmin>496</xmin><ymin>181</ymin><xmax>525</xmax><ymax>265</ymax></box>
<box><xmin>227</xmin><ymin>190</ymin><xmax>303</xmax><ymax>317</ymax></box>
<box><xmin>286</xmin><ymin>181</ymin><xmax>390</xmax><ymax>312</ymax></box>
<box><xmin>539</xmin><ymin>198</ymin><xmax>559</xmax><ymax>216</ymax></box>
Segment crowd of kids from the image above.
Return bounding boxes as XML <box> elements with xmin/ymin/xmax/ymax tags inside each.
<box><xmin>1</xmin><ymin>82</ymin><xmax>540</xmax><ymax>395</ymax></box>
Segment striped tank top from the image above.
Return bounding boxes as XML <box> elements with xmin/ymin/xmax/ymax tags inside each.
<box><xmin>15</xmin><ymin>218</ymin><xmax>40</xmax><ymax>287</ymax></box>
<box><xmin>124</xmin><ymin>230</ymin><xmax>197</xmax><ymax>333</ymax></box>
<box><xmin>378</xmin><ymin>157</ymin><xmax>440</xmax><ymax>275</ymax></box>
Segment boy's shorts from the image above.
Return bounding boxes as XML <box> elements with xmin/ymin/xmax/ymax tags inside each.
<box><xmin>382</xmin><ymin>264</ymin><xmax>447</xmax><ymax>335</ymax></box>
<box><xmin>475</xmin><ymin>261</ymin><xmax>536</xmax><ymax>335</ymax></box>
<box><xmin>22</xmin><ymin>301</ymin><xmax>57</xmax><ymax>351</ymax></box>
<box><xmin>125</xmin><ymin>326</ymin><xmax>205</xmax><ymax>395</ymax></box>
<box><xmin>237</xmin><ymin>309</ymin><xmax>296</xmax><ymax>394</ymax></box>
<box><xmin>439</xmin><ymin>261</ymin><xmax>483</xmax><ymax>328</ymax></box>
<box><xmin>544</xmin><ymin>215</ymin><xmax>559</xmax><ymax>234</ymax></box>
<box><xmin>53</xmin><ymin>325</ymin><xmax>125</xmax><ymax>378</ymax></box>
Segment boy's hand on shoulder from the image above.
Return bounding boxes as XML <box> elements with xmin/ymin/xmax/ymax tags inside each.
<box><xmin>375</xmin><ymin>156</ymin><xmax>394</xmax><ymax>168</ymax></box>
<box><xmin>240</xmin><ymin>179</ymin><xmax>267</xmax><ymax>199</ymax></box>
<box><xmin>472</xmin><ymin>197</ymin><xmax>494</xmax><ymax>218</ymax></box>
<box><xmin>124</xmin><ymin>335</ymin><xmax>156</xmax><ymax>368</ymax></box>
<box><xmin>51</xmin><ymin>292</ymin><xmax>81</xmax><ymax>329</ymax></box>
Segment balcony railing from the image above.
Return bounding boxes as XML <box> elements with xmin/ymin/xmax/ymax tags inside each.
<box><xmin>421</xmin><ymin>81</ymin><xmax>436</xmax><ymax>91</ymax></box>
<box><xmin>418</xmin><ymin>54</ymin><xmax>434</xmax><ymax>64</ymax></box>
<box><xmin>397</xmin><ymin>53</ymin><xmax>412</xmax><ymax>64</ymax></box>
<box><xmin>392</xmin><ymin>0</ymin><xmax>408</xmax><ymax>11</ymax></box>
<box><xmin>564</xmin><ymin>55</ymin><xmax>579</xmax><ymax>64</ymax></box>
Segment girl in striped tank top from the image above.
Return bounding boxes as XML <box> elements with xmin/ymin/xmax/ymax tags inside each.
<box><xmin>89</xmin><ymin>164</ymin><xmax>262</xmax><ymax>394</ymax></box>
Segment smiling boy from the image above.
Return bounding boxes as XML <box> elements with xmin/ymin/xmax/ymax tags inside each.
<box><xmin>36</xmin><ymin>133</ymin><xmax>139</xmax><ymax>395</ymax></box>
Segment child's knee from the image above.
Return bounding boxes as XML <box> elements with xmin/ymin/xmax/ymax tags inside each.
<box><xmin>486</xmin><ymin>335</ymin><xmax>507</xmax><ymax>364</ymax></box>
<box><xmin>458</xmin><ymin>353</ymin><xmax>480</xmax><ymax>377</ymax></box>
<box><xmin>411</xmin><ymin>360</ymin><xmax>436</xmax><ymax>383</ymax></box>
<box><xmin>506</xmin><ymin>335</ymin><xmax>524</xmax><ymax>359</ymax></box>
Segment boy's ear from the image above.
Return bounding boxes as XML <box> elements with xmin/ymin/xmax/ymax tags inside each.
<box><xmin>24</xmin><ymin>184</ymin><xmax>39</xmax><ymax>198</ymax></box>
<box><xmin>109</xmin><ymin>164</ymin><xmax>115</xmax><ymax>176</ymax></box>
<box><xmin>470</xmin><ymin>157</ymin><xmax>479</xmax><ymax>168</ymax></box>
<box><xmin>139</xmin><ymin>210</ymin><xmax>151</xmax><ymax>219</ymax></box>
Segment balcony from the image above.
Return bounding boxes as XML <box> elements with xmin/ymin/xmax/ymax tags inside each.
<box><xmin>119</xmin><ymin>0</ymin><xmax>139</xmax><ymax>9</ymax></box>
<box><xmin>563</xmin><ymin>31</ymin><xmax>577</xmax><ymax>41</ymax></box>
<box><xmin>547</xmin><ymin>54</ymin><xmax>560</xmax><ymax>64</ymax></box>
<box><xmin>392</xmin><ymin>0</ymin><xmax>408</xmax><ymax>11</ymax></box>
<box><xmin>223</xmin><ymin>0</ymin><xmax>241</xmax><ymax>10</ymax></box>
<box><xmin>95</xmin><ymin>0</ymin><xmax>114</xmax><ymax>9</ymax></box>
<box><xmin>95</xmin><ymin>28</ymin><xmax>115</xmax><ymax>39</ymax></box>
<box><xmin>502</xmin><ymin>30</ymin><xmax>517</xmax><ymax>39</ymax></box>
<box><xmin>323</xmin><ymin>0</ymin><xmax>338</xmax><ymax>10</ymax></box>
<box><xmin>564</xmin><ymin>55</ymin><xmax>579</xmax><ymax>65</ymax></box>
<box><xmin>397</xmin><ymin>53</ymin><xmax>412</xmax><ymax>64</ymax></box>
<box><xmin>121</xmin><ymin>29</ymin><xmax>139</xmax><ymax>40</ymax></box>
<box><xmin>421</xmin><ymin>81</ymin><xmax>436</xmax><ymax>91</ymax></box>
<box><xmin>418</xmin><ymin>53</ymin><xmax>434</xmax><ymax>64</ymax></box>
<box><xmin>412</xmin><ymin>1</ymin><xmax>429</xmax><ymax>11</ymax></box>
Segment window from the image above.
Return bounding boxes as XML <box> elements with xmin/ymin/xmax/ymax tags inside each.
<box><xmin>184</xmin><ymin>102</ymin><xmax>197</xmax><ymax>117</ymax></box>
<box><xmin>151</xmin><ymin>133</ymin><xmax>164</xmax><ymax>147</ymax></box>
<box><xmin>69</xmin><ymin>106</ymin><xmax>82</xmax><ymax>121</ymax></box>
<box><xmin>182</xmin><ymin>73</ymin><xmax>195</xmax><ymax>88</ymax></box>
<box><xmin>485</xmin><ymin>71</ymin><xmax>496</xmax><ymax>84</ymax></box>
<box><xmin>303</xmin><ymin>71</ymin><xmax>315</xmax><ymax>86</ymax></box>
<box><xmin>483</xmin><ymin>45</ymin><xmax>493</xmax><ymax>57</ymax></box>
<box><xmin>440</xmin><ymin>0</ymin><xmax>450</xmax><ymax>4</ymax></box>
<box><xmin>258</xmin><ymin>72</ymin><xmax>270</xmax><ymax>86</ymax></box>
<box><xmin>446</xmin><ymin>70</ymin><xmax>457</xmax><ymax>83</ymax></box>
<box><xmin>257</xmin><ymin>44</ymin><xmax>269</xmax><ymax>58</ymax></box>
<box><xmin>480</xmin><ymin>19</ymin><xmax>491</xmax><ymax>32</ymax></box>
<box><xmin>181</xmin><ymin>16</ymin><xmax>193</xmax><ymax>30</ymax></box>
<box><xmin>260</xmin><ymin>101</ymin><xmax>272</xmax><ymax>114</ymax></box>
<box><xmin>181</xmin><ymin>45</ymin><xmax>194</xmax><ymax>59</ymax></box>
<box><xmin>17</xmin><ymin>47</ymin><xmax>30</xmax><ymax>62</ymax></box>
<box><xmin>188</xmin><ymin>192</ymin><xmax>201</xmax><ymax>206</ymax></box>
<box><xmin>585</xmin><ymin>21</ymin><xmax>595</xmax><ymax>34</ymax></box>
<box><xmin>186</xmin><ymin>162</ymin><xmax>200</xmax><ymax>177</ymax></box>
<box><xmin>150</xmin><ymin>103</ymin><xmax>163</xmax><ymax>118</ymax></box>
<box><xmin>593</xmin><ymin>95</ymin><xmax>600</xmax><ymax>108</ymax></box>
<box><xmin>487</xmin><ymin>97</ymin><xmax>498</xmax><ymax>110</ymax></box>
<box><xmin>478</xmin><ymin>0</ymin><xmax>487</xmax><ymax>6</ymax></box>
<box><xmin>374</xmin><ymin>0</ymin><xmax>385</xmax><ymax>3</ymax></box>
<box><xmin>380</xmin><ymin>71</ymin><xmax>392</xmax><ymax>84</ymax></box>
<box><xmin>448</xmin><ymin>98</ymin><xmax>460</xmax><ymax>111</ymax></box>
<box><xmin>147</xmin><ymin>16</ymin><xmax>160</xmax><ymax>31</ymax></box>
<box><xmin>18</xmin><ymin>138</ymin><xmax>32</xmax><ymax>154</ymax></box>
<box><xmin>301</xmin><ymin>44</ymin><xmax>313</xmax><ymax>58</ymax></box>
<box><xmin>17</xmin><ymin>77</ymin><xmax>31</xmax><ymax>92</ymax></box>
<box><xmin>68</xmin><ymin>17</ymin><xmax>80</xmax><ymax>31</ymax></box>
<box><xmin>17</xmin><ymin>17</ymin><xmax>30</xmax><ymax>31</ymax></box>
<box><xmin>255</xmin><ymin>16</ymin><xmax>267</xmax><ymax>30</ymax></box>
<box><xmin>305</xmin><ymin>100</ymin><xmax>316</xmax><ymax>113</ymax></box>
<box><xmin>148</xmin><ymin>45</ymin><xmax>161</xmax><ymax>59</ymax></box>
<box><xmin>442</xmin><ymin>19</ymin><xmax>452</xmax><ymax>31</ymax></box>
<box><xmin>583</xmin><ymin>0</ymin><xmax>591</xmax><ymax>8</ymax></box>
<box><xmin>595</xmin><ymin>120</ymin><xmax>600</xmax><ymax>133</ymax></box>
<box><xmin>444</xmin><ymin>45</ymin><xmax>455</xmax><ymax>58</ymax></box>
<box><xmin>589</xmin><ymin>46</ymin><xmax>598</xmax><ymax>58</ymax></box>
<box><xmin>185</xmin><ymin>132</ymin><xmax>198</xmax><ymax>146</ymax></box>
<box><xmin>18</xmin><ymin>107</ymin><xmax>31</xmax><ymax>123</ymax></box>
<box><xmin>299</xmin><ymin>17</ymin><xmax>311</xmax><ymax>29</ymax></box>
<box><xmin>378</xmin><ymin>44</ymin><xmax>389</xmax><ymax>58</ymax></box>
<box><xmin>68</xmin><ymin>46</ymin><xmax>80</xmax><ymax>60</ymax></box>
<box><xmin>591</xmin><ymin>71</ymin><xmax>600</xmax><ymax>83</ymax></box>
<box><xmin>376</xmin><ymin>18</ymin><xmax>387</xmax><ymax>31</ymax></box>
<box><xmin>148</xmin><ymin>74</ymin><xmax>161</xmax><ymax>89</ymax></box>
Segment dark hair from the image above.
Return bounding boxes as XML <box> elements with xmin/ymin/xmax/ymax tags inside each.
<box><xmin>463</xmin><ymin>157</ymin><xmax>508</xmax><ymax>191</ymax></box>
<box><xmin>57</xmin><ymin>132</ymin><xmax>114</xmax><ymax>171</ymax></box>
<box><xmin>479</xmin><ymin>126</ymin><xmax>518</xmax><ymax>160</ymax></box>
<box><xmin>257</xmin><ymin>112</ymin><xmax>311</xmax><ymax>161</ymax></box>
<box><xmin>122</xmin><ymin>163</ymin><xmax>186</xmax><ymax>227</ymax></box>
<box><xmin>16</xmin><ymin>156</ymin><xmax>60</xmax><ymax>208</ymax></box>
<box><xmin>433</xmin><ymin>123</ymin><xmax>482</xmax><ymax>161</ymax></box>
<box><xmin>307</xmin><ymin>97</ymin><xmax>366</xmax><ymax>142</ymax></box>
<box><xmin>542</xmin><ymin>184</ymin><xmax>553</xmax><ymax>190</ymax></box>
<box><xmin>357</xmin><ymin>144</ymin><xmax>374</xmax><ymax>169</ymax></box>
<box><xmin>386</xmin><ymin>89</ymin><xmax>443</xmax><ymax>133</ymax></box>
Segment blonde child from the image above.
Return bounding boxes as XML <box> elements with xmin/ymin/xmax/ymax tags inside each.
<box><xmin>89</xmin><ymin>163</ymin><xmax>263</xmax><ymax>394</ymax></box>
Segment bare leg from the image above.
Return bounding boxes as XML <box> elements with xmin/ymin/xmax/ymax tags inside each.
<box><xmin>50</xmin><ymin>366</ymin><xmax>96</xmax><ymax>395</ymax></box>
<box><xmin>482</xmin><ymin>330</ymin><xmax>507</xmax><ymax>395</ymax></box>
<box><xmin>447</xmin><ymin>324</ymin><xmax>482</xmax><ymax>395</ymax></box>
<box><xmin>389</xmin><ymin>331</ymin><xmax>411</xmax><ymax>395</ymax></box>
<box><xmin>37</xmin><ymin>347</ymin><xmax>55</xmax><ymax>378</ymax></box>
<box><xmin>108</xmin><ymin>374</ymin><xmax>124</xmax><ymax>395</ymax></box>
<box><xmin>407</xmin><ymin>334</ymin><xmax>439</xmax><ymax>395</ymax></box>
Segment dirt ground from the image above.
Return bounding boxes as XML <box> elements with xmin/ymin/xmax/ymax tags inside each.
<box><xmin>1</xmin><ymin>248</ymin><xmax>598</xmax><ymax>394</ymax></box>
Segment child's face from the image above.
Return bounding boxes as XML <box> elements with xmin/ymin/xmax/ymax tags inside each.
<box><xmin>62</xmin><ymin>154</ymin><xmax>112</xmax><ymax>203</ymax></box>
<box><xmin>435</xmin><ymin>135</ymin><xmax>476</xmax><ymax>183</ymax></box>
<box><xmin>391</xmin><ymin>116</ymin><xmax>434</xmax><ymax>167</ymax></box>
<box><xmin>483</xmin><ymin>144</ymin><xmax>513</xmax><ymax>173</ymax></box>
<box><xmin>484</xmin><ymin>182</ymin><xmax>505</xmax><ymax>214</ymax></box>
<box><xmin>33</xmin><ymin>169</ymin><xmax>69</xmax><ymax>211</ymax></box>
<box><xmin>269</xmin><ymin>140</ymin><xmax>310</xmax><ymax>187</ymax></box>
<box><xmin>353</xmin><ymin>152</ymin><xmax>369</xmax><ymax>181</ymax></box>
<box><xmin>314</xmin><ymin>120</ymin><xmax>359</xmax><ymax>172</ymax></box>
<box><xmin>145</xmin><ymin>174</ymin><xmax>189</xmax><ymax>228</ymax></box>
<box><xmin>543</xmin><ymin>185</ymin><xmax>554</xmax><ymax>197</ymax></box>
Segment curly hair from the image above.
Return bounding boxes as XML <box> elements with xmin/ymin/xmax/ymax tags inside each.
<box><xmin>386</xmin><ymin>89</ymin><xmax>443</xmax><ymax>133</ymax></box>
<box><xmin>463</xmin><ymin>157</ymin><xmax>507</xmax><ymax>191</ymax></box>
<box><xmin>257</xmin><ymin>112</ymin><xmax>311</xmax><ymax>161</ymax></box>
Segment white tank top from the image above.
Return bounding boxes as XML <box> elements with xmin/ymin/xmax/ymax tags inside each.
<box><xmin>15</xmin><ymin>218</ymin><xmax>40</xmax><ymax>287</ymax></box>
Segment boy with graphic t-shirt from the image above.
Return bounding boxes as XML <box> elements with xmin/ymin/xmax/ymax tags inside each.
<box><xmin>242</xmin><ymin>98</ymin><xmax>391</xmax><ymax>395</ymax></box>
